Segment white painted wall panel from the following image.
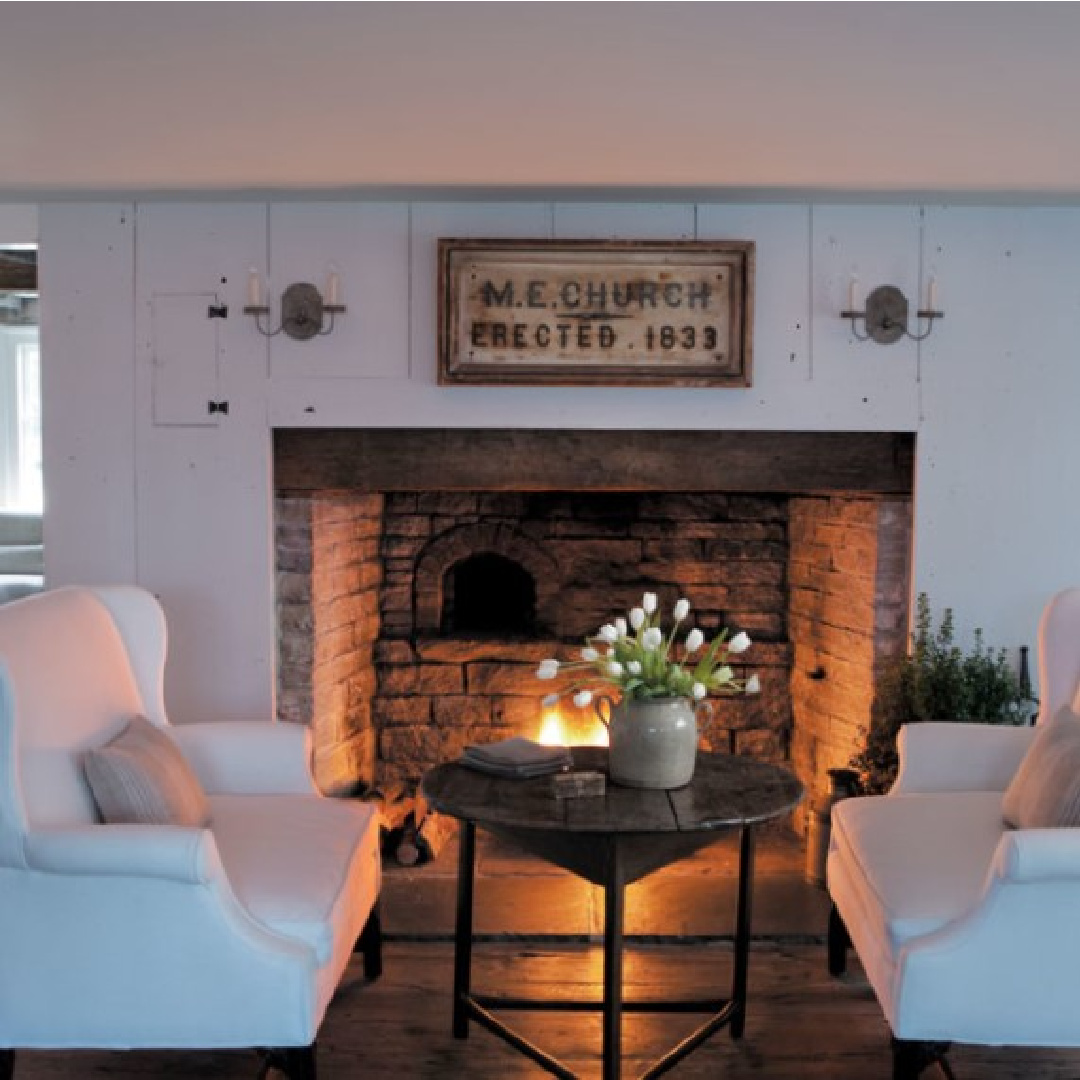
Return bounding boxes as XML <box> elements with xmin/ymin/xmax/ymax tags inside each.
<box><xmin>39</xmin><ymin>204</ymin><xmax>136</xmax><ymax>587</ymax></box>
<box><xmin>273</xmin><ymin>202</ymin><xmax>817</xmax><ymax>430</ymax></box>
<box><xmin>273</xmin><ymin>203</ymin><xmax>907</xmax><ymax>434</ymax></box>
<box><xmin>150</xmin><ymin>293</ymin><xmax>221</xmax><ymax>426</ymax></box>
<box><xmin>269</xmin><ymin>202</ymin><xmax>409</xmax><ymax>383</ymax></box>
<box><xmin>552</xmin><ymin>204</ymin><xmax>695</xmax><ymax>241</ymax></box>
<box><xmin>696</xmin><ymin>203</ymin><xmax>812</xmax><ymax>423</ymax></box>
<box><xmin>917</xmin><ymin>207</ymin><xmax>1080</xmax><ymax>652</ymax></box>
<box><xmin>134</xmin><ymin>204</ymin><xmax>274</xmax><ymax>723</ymax></box>
<box><xmin>807</xmin><ymin>205</ymin><xmax>921</xmax><ymax>430</ymax></box>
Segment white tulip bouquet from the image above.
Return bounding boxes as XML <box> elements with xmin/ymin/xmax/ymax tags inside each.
<box><xmin>536</xmin><ymin>592</ymin><xmax>761</xmax><ymax>708</ymax></box>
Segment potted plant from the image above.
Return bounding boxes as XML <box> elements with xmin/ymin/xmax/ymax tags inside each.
<box><xmin>850</xmin><ymin>593</ymin><xmax>1033</xmax><ymax>795</ymax></box>
<box><xmin>536</xmin><ymin>592</ymin><xmax>760</xmax><ymax>789</ymax></box>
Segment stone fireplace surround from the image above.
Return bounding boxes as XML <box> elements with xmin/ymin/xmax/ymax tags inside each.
<box><xmin>274</xmin><ymin>429</ymin><xmax>913</xmax><ymax>831</ymax></box>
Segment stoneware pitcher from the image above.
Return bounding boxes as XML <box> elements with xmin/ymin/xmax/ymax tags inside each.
<box><xmin>595</xmin><ymin>695</ymin><xmax>713</xmax><ymax>789</ymax></box>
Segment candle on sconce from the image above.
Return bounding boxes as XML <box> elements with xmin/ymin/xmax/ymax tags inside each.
<box><xmin>928</xmin><ymin>276</ymin><xmax>939</xmax><ymax>312</ymax></box>
<box><xmin>246</xmin><ymin>268</ymin><xmax>263</xmax><ymax>308</ymax></box>
<box><xmin>848</xmin><ymin>277</ymin><xmax>859</xmax><ymax>312</ymax></box>
<box><xmin>326</xmin><ymin>267</ymin><xmax>341</xmax><ymax>307</ymax></box>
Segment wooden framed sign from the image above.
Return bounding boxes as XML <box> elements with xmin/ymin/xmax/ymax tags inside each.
<box><xmin>438</xmin><ymin>239</ymin><xmax>754</xmax><ymax>387</ymax></box>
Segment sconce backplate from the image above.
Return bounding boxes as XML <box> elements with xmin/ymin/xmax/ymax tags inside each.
<box><xmin>281</xmin><ymin>282</ymin><xmax>324</xmax><ymax>341</ymax></box>
<box><xmin>865</xmin><ymin>285</ymin><xmax>908</xmax><ymax>345</ymax></box>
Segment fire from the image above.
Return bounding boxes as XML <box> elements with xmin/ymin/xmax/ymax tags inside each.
<box><xmin>537</xmin><ymin>701</ymin><xmax>609</xmax><ymax>748</ymax></box>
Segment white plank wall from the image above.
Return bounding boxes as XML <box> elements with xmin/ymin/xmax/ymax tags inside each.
<box><xmin>39</xmin><ymin>204</ymin><xmax>138</xmax><ymax>587</ymax></box>
<box><xmin>269</xmin><ymin>202</ymin><xmax>410</xmax><ymax>384</ymax></box>
<box><xmin>134</xmin><ymin>204</ymin><xmax>275</xmax><ymax>722</ymax></box>
<box><xmin>917</xmin><ymin>207</ymin><xmax>1080</xmax><ymax>644</ymax></box>
<box><xmin>33</xmin><ymin>198</ymin><xmax>1080</xmax><ymax>723</ymax></box>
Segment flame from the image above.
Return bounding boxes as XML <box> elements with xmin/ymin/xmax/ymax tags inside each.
<box><xmin>537</xmin><ymin>702</ymin><xmax>609</xmax><ymax>748</ymax></box>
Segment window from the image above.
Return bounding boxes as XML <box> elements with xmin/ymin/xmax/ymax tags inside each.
<box><xmin>0</xmin><ymin>246</ymin><xmax>41</xmax><ymax>513</ymax></box>
<box><xmin>0</xmin><ymin>331</ymin><xmax>41</xmax><ymax>512</ymax></box>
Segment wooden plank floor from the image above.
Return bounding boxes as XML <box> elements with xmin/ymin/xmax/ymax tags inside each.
<box><xmin>11</xmin><ymin>943</ymin><xmax>1080</xmax><ymax>1078</ymax></box>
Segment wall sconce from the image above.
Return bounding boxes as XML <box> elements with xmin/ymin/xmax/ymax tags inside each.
<box><xmin>841</xmin><ymin>278</ymin><xmax>943</xmax><ymax>343</ymax></box>
<box><xmin>244</xmin><ymin>269</ymin><xmax>345</xmax><ymax>339</ymax></box>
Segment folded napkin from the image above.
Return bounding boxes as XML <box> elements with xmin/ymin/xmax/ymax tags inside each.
<box><xmin>460</xmin><ymin>737</ymin><xmax>571</xmax><ymax>778</ymax></box>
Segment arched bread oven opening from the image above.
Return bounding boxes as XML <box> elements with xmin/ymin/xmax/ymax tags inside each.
<box><xmin>441</xmin><ymin>553</ymin><xmax>538</xmax><ymax>638</ymax></box>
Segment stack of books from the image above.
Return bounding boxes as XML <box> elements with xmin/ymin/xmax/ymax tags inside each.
<box><xmin>460</xmin><ymin>737</ymin><xmax>572</xmax><ymax>779</ymax></box>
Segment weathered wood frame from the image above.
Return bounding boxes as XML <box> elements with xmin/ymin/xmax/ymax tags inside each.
<box><xmin>438</xmin><ymin>239</ymin><xmax>754</xmax><ymax>388</ymax></box>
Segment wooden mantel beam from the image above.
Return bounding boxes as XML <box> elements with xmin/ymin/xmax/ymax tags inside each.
<box><xmin>274</xmin><ymin>429</ymin><xmax>915</xmax><ymax>496</ymax></box>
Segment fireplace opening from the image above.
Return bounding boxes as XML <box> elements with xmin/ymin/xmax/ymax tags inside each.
<box><xmin>274</xmin><ymin>428</ymin><xmax>915</xmax><ymax>831</ymax></box>
<box><xmin>442</xmin><ymin>553</ymin><xmax>537</xmax><ymax>637</ymax></box>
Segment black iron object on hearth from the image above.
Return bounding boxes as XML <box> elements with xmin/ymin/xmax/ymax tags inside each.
<box><xmin>423</xmin><ymin>748</ymin><xmax>803</xmax><ymax>1080</ymax></box>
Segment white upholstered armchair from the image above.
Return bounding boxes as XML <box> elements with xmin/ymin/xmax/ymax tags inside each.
<box><xmin>0</xmin><ymin>587</ymin><xmax>382</xmax><ymax>1080</ymax></box>
<box><xmin>827</xmin><ymin>587</ymin><xmax>1080</xmax><ymax>1079</ymax></box>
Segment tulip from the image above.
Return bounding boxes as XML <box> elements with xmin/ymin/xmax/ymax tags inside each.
<box><xmin>728</xmin><ymin>631</ymin><xmax>751</xmax><ymax>655</ymax></box>
<box><xmin>746</xmin><ymin>674</ymin><xmax>762</xmax><ymax>694</ymax></box>
<box><xmin>626</xmin><ymin>660</ymin><xmax>642</xmax><ymax>675</ymax></box>
<box><xmin>606</xmin><ymin>660</ymin><xmax>624</xmax><ymax>677</ymax></box>
<box><xmin>629</xmin><ymin>607</ymin><xmax>646</xmax><ymax>630</ymax></box>
<box><xmin>643</xmin><ymin>592</ymin><xmax>658</xmax><ymax>614</ymax></box>
<box><xmin>685</xmin><ymin>627</ymin><xmax>704</xmax><ymax>653</ymax></box>
<box><xmin>692</xmin><ymin>681</ymin><xmax>708</xmax><ymax>700</ymax></box>
<box><xmin>673</xmin><ymin>598</ymin><xmax>690</xmax><ymax>621</ymax></box>
<box><xmin>715</xmin><ymin>665</ymin><xmax>734</xmax><ymax>684</ymax></box>
<box><xmin>581</xmin><ymin>647</ymin><xmax>599</xmax><ymax>662</ymax></box>
<box><xmin>597</xmin><ymin>624</ymin><xmax>619</xmax><ymax>644</ymax></box>
<box><xmin>614</xmin><ymin>617</ymin><xmax>628</xmax><ymax>637</ymax></box>
<box><xmin>573</xmin><ymin>689</ymin><xmax>593</xmax><ymax>708</ymax></box>
<box><xmin>642</xmin><ymin>627</ymin><xmax>663</xmax><ymax>651</ymax></box>
<box><xmin>542</xmin><ymin>693</ymin><xmax>560</xmax><ymax>707</ymax></box>
<box><xmin>536</xmin><ymin>659</ymin><xmax>560</xmax><ymax>680</ymax></box>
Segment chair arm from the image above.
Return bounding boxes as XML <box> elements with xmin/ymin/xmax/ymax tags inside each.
<box><xmin>991</xmin><ymin>828</ymin><xmax>1080</xmax><ymax>883</ymax></box>
<box><xmin>895</xmin><ymin>838</ymin><xmax>1080</xmax><ymax>1042</ymax></box>
<box><xmin>892</xmin><ymin>722</ymin><xmax>1035</xmax><ymax>794</ymax></box>
<box><xmin>170</xmin><ymin>720</ymin><xmax>317</xmax><ymax>795</ymax></box>
<box><xmin>24</xmin><ymin>824</ymin><xmax>219</xmax><ymax>883</ymax></box>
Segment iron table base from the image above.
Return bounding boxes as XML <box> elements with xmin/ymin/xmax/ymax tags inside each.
<box><xmin>451</xmin><ymin>820</ymin><xmax>757</xmax><ymax>1080</ymax></box>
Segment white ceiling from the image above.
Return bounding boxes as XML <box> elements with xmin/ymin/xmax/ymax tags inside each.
<box><xmin>2</xmin><ymin>2</ymin><xmax>1080</xmax><ymax>201</ymax></box>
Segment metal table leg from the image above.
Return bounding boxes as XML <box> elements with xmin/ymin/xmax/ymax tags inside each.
<box><xmin>453</xmin><ymin>820</ymin><xmax>476</xmax><ymax>1039</ymax></box>
<box><xmin>601</xmin><ymin>840</ymin><xmax>625</xmax><ymax>1080</ymax></box>
<box><xmin>730</xmin><ymin>824</ymin><xmax>756</xmax><ymax>1039</ymax></box>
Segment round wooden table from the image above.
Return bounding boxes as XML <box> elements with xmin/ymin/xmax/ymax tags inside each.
<box><xmin>422</xmin><ymin>748</ymin><xmax>803</xmax><ymax>1080</ymax></box>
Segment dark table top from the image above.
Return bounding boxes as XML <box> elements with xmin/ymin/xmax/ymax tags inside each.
<box><xmin>422</xmin><ymin>748</ymin><xmax>804</xmax><ymax>836</ymax></box>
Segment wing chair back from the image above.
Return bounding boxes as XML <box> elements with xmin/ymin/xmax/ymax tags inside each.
<box><xmin>1037</xmin><ymin>586</ymin><xmax>1080</xmax><ymax>722</ymax></box>
<box><xmin>0</xmin><ymin>587</ymin><xmax>165</xmax><ymax>861</ymax></box>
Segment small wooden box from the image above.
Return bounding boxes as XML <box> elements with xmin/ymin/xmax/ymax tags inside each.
<box><xmin>552</xmin><ymin>770</ymin><xmax>607</xmax><ymax>800</ymax></box>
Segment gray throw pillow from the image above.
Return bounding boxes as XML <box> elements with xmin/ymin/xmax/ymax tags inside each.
<box><xmin>1002</xmin><ymin>706</ymin><xmax>1080</xmax><ymax>829</ymax></box>
<box><xmin>84</xmin><ymin>715</ymin><xmax>211</xmax><ymax>827</ymax></box>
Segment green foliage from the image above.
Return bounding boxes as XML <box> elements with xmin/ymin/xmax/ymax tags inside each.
<box><xmin>850</xmin><ymin>594</ymin><xmax>1031</xmax><ymax>795</ymax></box>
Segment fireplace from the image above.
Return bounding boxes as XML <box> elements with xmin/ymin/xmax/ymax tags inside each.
<box><xmin>274</xmin><ymin>428</ymin><xmax>914</xmax><ymax>831</ymax></box>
